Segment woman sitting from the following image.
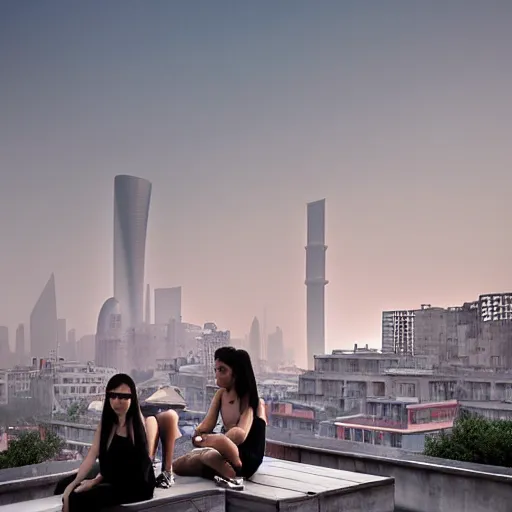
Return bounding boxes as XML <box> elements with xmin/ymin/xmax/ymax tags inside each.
<box><xmin>173</xmin><ymin>347</ymin><xmax>267</xmax><ymax>485</ymax></box>
<box><xmin>58</xmin><ymin>373</ymin><xmax>181</xmax><ymax>512</ymax></box>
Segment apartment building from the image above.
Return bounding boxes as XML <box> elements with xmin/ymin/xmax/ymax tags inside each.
<box><xmin>382</xmin><ymin>310</ymin><xmax>415</xmax><ymax>356</ymax></box>
<box><xmin>321</xmin><ymin>398</ymin><xmax>457</xmax><ymax>451</ymax></box>
<box><xmin>266</xmin><ymin>400</ymin><xmax>327</xmax><ymax>435</ymax></box>
<box><xmin>382</xmin><ymin>294</ymin><xmax>512</xmax><ymax>368</ymax></box>
<box><xmin>298</xmin><ymin>351</ymin><xmax>512</xmax><ymax>416</ymax></box>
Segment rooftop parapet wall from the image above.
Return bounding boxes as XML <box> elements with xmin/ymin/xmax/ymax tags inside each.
<box><xmin>265</xmin><ymin>429</ymin><xmax>512</xmax><ymax>512</ymax></box>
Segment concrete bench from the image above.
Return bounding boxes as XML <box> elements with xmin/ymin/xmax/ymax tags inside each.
<box><xmin>0</xmin><ymin>457</ymin><xmax>395</xmax><ymax>512</ymax></box>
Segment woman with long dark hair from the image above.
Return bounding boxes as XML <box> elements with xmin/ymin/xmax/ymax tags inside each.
<box><xmin>59</xmin><ymin>373</ymin><xmax>181</xmax><ymax>512</ymax></box>
<box><xmin>173</xmin><ymin>347</ymin><xmax>267</xmax><ymax>486</ymax></box>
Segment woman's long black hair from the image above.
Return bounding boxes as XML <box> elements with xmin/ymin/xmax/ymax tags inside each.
<box><xmin>214</xmin><ymin>347</ymin><xmax>259</xmax><ymax>413</ymax></box>
<box><xmin>99</xmin><ymin>373</ymin><xmax>149</xmax><ymax>458</ymax></box>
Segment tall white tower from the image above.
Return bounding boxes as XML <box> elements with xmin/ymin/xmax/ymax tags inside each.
<box><xmin>305</xmin><ymin>199</ymin><xmax>328</xmax><ymax>370</ymax></box>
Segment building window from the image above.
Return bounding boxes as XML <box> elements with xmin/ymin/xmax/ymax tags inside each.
<box><xmin>372</xmin><ymin>382</ymin><xmax>385</xmax><ymax>397</ymax></box>
<box><xmin>398</xmin><ymin>383</ymin><xmax>416</xmax><ymax>397</ymax></box>
<box><xmin>348</xmin><ymin>360</ymin><xmax>360</xmax><ymax>373</ymax></box>
<box><xmin>391</xmin><ymin>433</ymin><xmax>402</xmax><ymax>448</ymax></box>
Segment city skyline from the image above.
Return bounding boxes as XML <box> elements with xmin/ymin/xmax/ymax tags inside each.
<box><xmin>2</xmin><ymin>2</ymin><xmax>512</xmax><ymax>365</ymax></box>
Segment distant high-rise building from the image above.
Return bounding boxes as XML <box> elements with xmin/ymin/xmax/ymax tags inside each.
<box><xmin>145</xmin><ymin>284</ymin><xmax>151</xmax><ymax>325</ymax></box>
<box><xmin>197</xmin><ymin>323</ymin><xmax>230</xmax><ymax>385</ymax></box>
<box><xmin>479</xmin><ymin>293</ymin><xmax>512</xmax><ymax>322</ymax></box>
<box><xmin>287</xmin><ymin>346</ymin><xmax>295</xmax><ymax>366</ymax></box>
<box><xmin>382</xmin><ymin>310</ymin><xmax>415</xmax><ymax>356</ymax></box>
<box><xmin>57</xmin><ymin>319</ymin><xmax>67</xmax><ymax>359</ymax></box>
<box><xmin>77</xmin><ymin>334</ymin><xmax>95</xmax><ymax>363</ymax></box>
<box><xmin>168</xmin><ymin>321</ymin><xmax>201</xmax><ymax>360</ymax></box>
<box><xmin>0</xmin><ymin>327</ymin><xmax>10</xmax><ymax>368</ymax></box>
<box><xmin>96</xmin><ymin>297</ymin><xmax>125</xmax><ymax>371</ymax></box>
<box><xmin>114</xmin><ymin>175</ymin><xmax>152</xmax><ymax>331</ymax></box>
<box><xmin>30</xmin><ymin>274</ymin><xmax>58</xmax><ymax>360</ymax></box>
<box><xmin>249</xmin><ymin>317</ymin><xmax>261</xmax><ymax>370</ymax></box>
<box><xmin>267</xmin><ymin>327</ymin><xmax>284</xmax><ymax>368</ymax></box>
<box><xmin>15</xmin><ymin>324</ymin><xmax>25</xmax><ymax>365</ymax></box>
<box><xmin>154</xmin><ymin>287</ymin><xmax>182</xmax><ymax>325</ymax></box>
<box><xmin>305</xmin><ymin>199</ymin><xmax>328</xmax><ymax>369</ymax></box>
<box><xmin>67</xmin><ymin>328</ymin><xmax>77</xmax><ymax>361</ymax></box>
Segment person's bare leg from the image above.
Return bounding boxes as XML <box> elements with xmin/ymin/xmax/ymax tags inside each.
<box><xmin>173</xmin><ymin>450</ymin><xmax>207</xmax><ymax>477</ymax></box>
<box><xmin>198</xmin><ymin>433</ymin><xmax>242</xmax><ymax>469</ymax></box>
<box><xmin>145</xmin><ymin>416</ymin><xmax>159</xmax><ymax>461</ymax></box>
<box><xmin>200</xmin><ymin>448</ymin><xmax>237</xmax><ymax>479</ymax></box>
<box><xmin>174</xmin><ymin>448</ymin><xmax>236</xmax><ymax>480</ymax></box>
<box><xmin>155</xmin><ymin>410</ymin><xmax>181</xmax><ymax>472</ymax></box>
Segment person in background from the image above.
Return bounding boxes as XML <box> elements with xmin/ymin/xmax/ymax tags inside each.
<box><xmin>56</xmin><ymin>373</ymin><xmax>181</xmax><ymax>512</ymax></box>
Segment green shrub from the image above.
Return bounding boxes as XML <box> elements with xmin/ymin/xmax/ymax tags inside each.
<box><xmin>424</xmin><ymin>413</ymin><xmax>512</xmax><ymax>467</ymax></box>
<box><xmin>0</xmin><ymin>429</ymin><xmax>63</xmax><ymax>469</ymax></box>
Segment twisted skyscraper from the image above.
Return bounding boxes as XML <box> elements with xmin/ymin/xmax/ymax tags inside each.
<box><xmin>113</xmin><ymin>175</ymin><xmax>152</xmax><ymax>331</ymax></box>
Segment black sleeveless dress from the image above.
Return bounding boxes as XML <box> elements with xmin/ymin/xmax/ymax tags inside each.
<box><xmin>99</xmin><ymin>434</ymin><xmax>156</xmax><ymax>501</ymax></box>
<box><xmin>62</xmin><ymin>435</ymin><xmax>156</xmax><ymax>512</ymax></box>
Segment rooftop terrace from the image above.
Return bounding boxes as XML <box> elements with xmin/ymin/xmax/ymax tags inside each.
<box><xmin>0</xmin><ymin>457</ymin><xmax>394</xmax><ymax>512</ymax></box>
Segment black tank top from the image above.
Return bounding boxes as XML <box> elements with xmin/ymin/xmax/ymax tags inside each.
<box><xmin>100</xmin><ymin>434</ymin><xmax>156</xmax><ymax>493</ymax></box>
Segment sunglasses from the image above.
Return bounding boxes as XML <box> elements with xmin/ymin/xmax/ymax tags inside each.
<box><xmin>107</xmin><ymin>392</ymin><xmax>132</xmax><ymax>401</ymax></box>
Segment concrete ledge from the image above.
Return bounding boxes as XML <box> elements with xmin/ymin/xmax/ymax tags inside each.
<box><xmin>0</xmin><ymin>496</ymin><xmax>62</xmax><ymax>512</ymax></box>
<box><xmin>267</xmin><ymin>428</ymin><xmax>512</xmax><ymax>478</ymax></box>
<box><xmin>265</xmin><ymin>437</ymin><xmax>512</xmax><ymax>512</ymax></box>
<box><xmin>0</xmin><ymin>458</ymin><xmax>394</xmax><ymax>512</ymax></box>
<box><xmin>0</xmin><ymin>470</ymin><xmax>78</xmax><ymax>506</ymax></box>
<box><xmin>0</xmin><ymin>461</ymin><xmax>81</xmax><ymax>483</ymax></box>
<box><xmin>113</xmin><ymin>479</ymin><xmax>225</xmax><ymax>512</ymax></box>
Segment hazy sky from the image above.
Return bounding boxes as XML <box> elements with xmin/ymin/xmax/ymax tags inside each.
<box><xmin>2</xmin><ymin>1</ymin><xmax>512</xmax><ymax>364</ymax></box>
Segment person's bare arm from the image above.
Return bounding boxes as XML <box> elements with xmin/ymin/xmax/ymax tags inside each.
<box><xmin>225</xmin><ymin>405</ymin><xmax>254</xmax><ymax>445</ymax></box>
<box><xmin>195</xmin><ymin>389</ymin><xmax>223</xmax><ymax>435</ymax></box>
<box><xmin>66</xmin><ymin>424</ymin><xmax>103</xmax><ymax>490</ymax></box>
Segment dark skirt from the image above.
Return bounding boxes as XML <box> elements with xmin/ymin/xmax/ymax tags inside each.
<box><xmin>202</xmin><ymin>416</ymin><xmax>267</xmax><ymax>480</ymax></box>
<box><xmin>236</xmin><ymin>416</ymin><xmax>266</xmax><ymax>478</ymax></box>
<box><xmin>54</xmin><ymin>463</ymin><xmax>154</xmax><ymax>512</ymax></box>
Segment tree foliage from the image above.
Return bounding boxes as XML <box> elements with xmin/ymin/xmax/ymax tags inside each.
<box><xmin>66</xmin><ymin>400</ymin><xmax>89</xmax><ymax>422</ymax></box>
<box><xmin>424</xmin><ymin>413</ymin><xmax>512</xmax><ymax>467</ymax></box>
<box><xmin>0</xmin><ymin>429</ymin><xmax>63</xmax><ymax>469</ymax></box>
